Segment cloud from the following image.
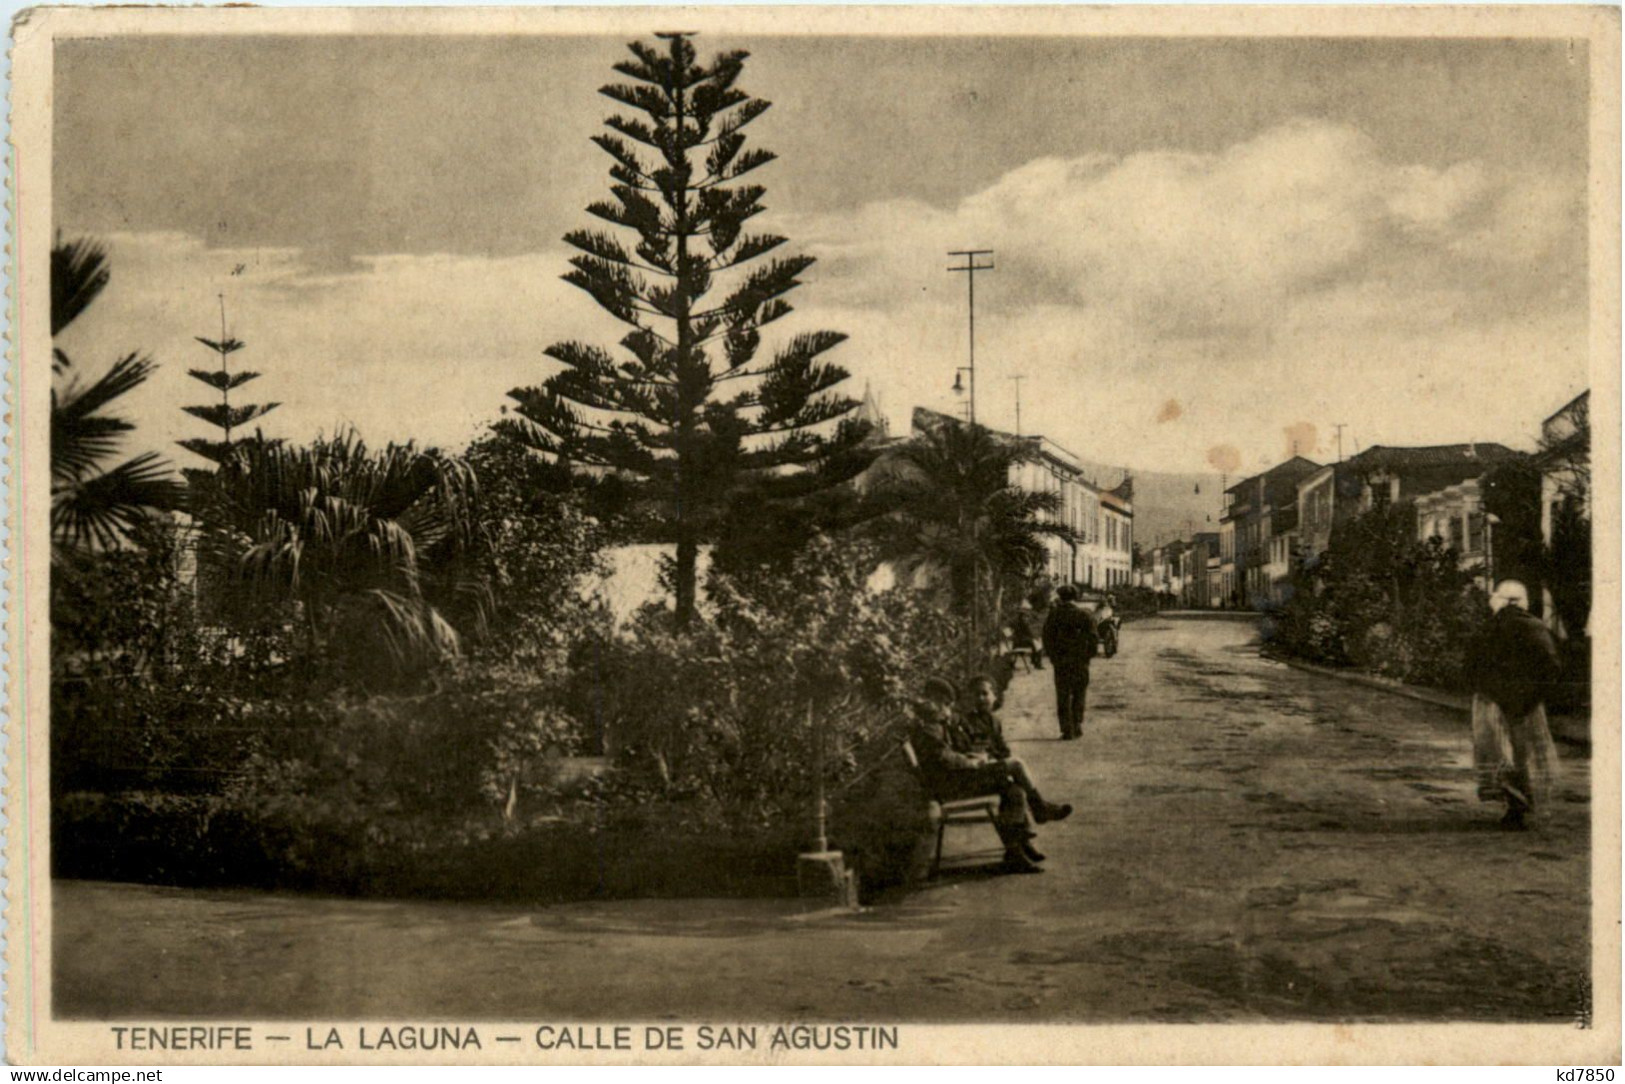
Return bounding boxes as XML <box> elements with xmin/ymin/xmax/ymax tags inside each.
<box><xmin>782</xmin><ymin>118</ymin><xmax>1587</xmax><ymax>471</ymax></box>
<box><xmin>52</xmin><ymin>231</ymin><xmax>600</xmax><ymax>462</ymax></box>
<box><xmin>52</xmin><ymin>117</ymin><xmax>1587</xmax><ymax>477</ymax></box>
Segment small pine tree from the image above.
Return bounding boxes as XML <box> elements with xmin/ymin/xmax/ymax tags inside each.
<box><xmin>179</xmin><ymin>295</ymin><xmax>278</xmax><ymax>463</ymax></box>
<box><xmin>499</xmin><ymin>33</ymin><xmax>867</xmax><ymax>624</ymax></box>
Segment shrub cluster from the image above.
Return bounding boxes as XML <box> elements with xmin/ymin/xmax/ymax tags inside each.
<box><xmin>53</xmin><ymin>476</ymin><xmax>962</xmax><ymax>901</ymax></box>
<box><xmin>1269</xmin><ymin>503</ymin><xmax>1487</xmax><ymax>690</ymax></box>
<box><xmin>566</xmin><ymin>537</ymin><xmax>963</xmax><ymax>893</ymax></box>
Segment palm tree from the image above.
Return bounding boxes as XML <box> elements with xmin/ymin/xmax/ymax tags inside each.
<box><xmin>51</xmin><ymin>237</ymin><xmax>184</xmax><ymax>552</ymax></box>
<box><xmin>192</xmin><ymin>430</ymin><xmax>486</xmax><ymax>680</ymax></box>
<box><xmin>873</xmin><ymin>419</ymin><xmax>1073</xmax><ymax>660</ymax></box>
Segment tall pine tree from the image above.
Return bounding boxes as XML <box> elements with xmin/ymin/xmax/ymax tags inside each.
<box><xmin>179</xmin><ymin>295</ymin><xmax>278</xmax><ymax>463</ymax></box>
<box><xmin>499</xmin><ymin>33</ymin><xmax>867</xmax><ymax>623</ymax></box>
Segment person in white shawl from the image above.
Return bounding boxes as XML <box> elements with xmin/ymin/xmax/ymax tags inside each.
<box><xmin>1468</xmin><ymin>581</ymin><xmax>1563</xmax><ymax>830</ymax></box>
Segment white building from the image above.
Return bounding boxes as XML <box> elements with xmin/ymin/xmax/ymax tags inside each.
<box><xmin>1011</xmin><ymin>436</ymin><xmax>1091</xmax><ymax>583</ymax></box>
<box><xmin>1415</xmin><ymin>478</ymin><xmax>1489</xmax><ymax>587</ymax></box>
<box><xmin>1097</xmin><ymin>484</ymin><xmax>1134</xmax><ymax>589</ymax></box>
<box><xmin>1538</xmin><ymin>391</ymin><xmax>1590</xmax><ymax>546</ymax></box>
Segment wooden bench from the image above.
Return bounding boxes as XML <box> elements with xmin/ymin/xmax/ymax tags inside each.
<box><xmin>900</xmin><ymin>739</ymin><xmax>1004</xmax><ymax>877</ymax></box>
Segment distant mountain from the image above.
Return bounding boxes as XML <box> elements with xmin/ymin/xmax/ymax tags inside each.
<box><xmin>1068</xmin><ymin>457</ymin><xmax>1226</xmax><ymax>549</ymax></box>
<box><xmin>1124</xmin><ymin>468</ymin><xmax>1230</xmax><ymax>547</ymax></box>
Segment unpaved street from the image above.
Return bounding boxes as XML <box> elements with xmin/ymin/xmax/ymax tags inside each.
<box><xmin>56</xmin><ymin>616</ymin><xmax>1591</xmax><ymax>1022</ymax></box>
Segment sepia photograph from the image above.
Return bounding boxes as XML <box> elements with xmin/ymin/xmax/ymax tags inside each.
<box><xmin>7</xmin><ymin>4</ymin><xmax>1620</xmax><ymax>1065</ymax></box>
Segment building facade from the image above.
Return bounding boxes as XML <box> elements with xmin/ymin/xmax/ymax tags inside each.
<box><xmin>1180</xmin><ymin>532</ymin><xmax>1219</xmax><ymax>608</ymax></box>
<box><xmin>1294</xmin><ymin>443</ymin><xmax>1519</xmax><ymax>578</ymax></box>
<box><xmin>1221</xmin><ymin>456</ymin><xmax>1321</xmax><ymax>608</ymax></box>
<box><xmin>1009</xmin><ymin>436</ymin><xmax>1092</xmax><ymax>584</ymax></box>
<box><xmin>1538</xmin><ymin>391</ymin><xmax>1590</xmax><ymax>549</ymax></box>
<box><xmin>1339</xmin><ymin>443</ymin><xmax>1517</xmax><ymax>517</ymax></box>
<box><xmin>1097</xmin><ymin>483</ymin><xmax>1134</xmax><ymax>589</ymax></box>
<box><xmin>1296</xmin><ymin>465</ymin><xmax>1337</xmax><ymax>567</ymax></box>
<box><xmin>1535</xmin><ymin>390</ymin><xmax>1590</xmax><ymax>637</ymax></box>
<box><xmin>1414</xmin><ymin>478</ymin><xmax>1489</xmax><ymax>587</ymax></box>
<box><xmin>907</xmin><ymin>407</ymin><xmax>1133</xmax><ymax>589</ymax></box>
<box><xmin>1264</xmin><ymin>507</ymin><xmax>1299</xmax><ymax>604</ymax></box>
<box><xmin>1217</xmin><ymin>519</ymin><xmax>1237</xmax><ymax>605</ymax></box>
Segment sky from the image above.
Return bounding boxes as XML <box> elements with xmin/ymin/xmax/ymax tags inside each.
<box><xmin>53</xmin><ymin>33</ymin><xmax>1591</xmax><ymax>478</ymax></box>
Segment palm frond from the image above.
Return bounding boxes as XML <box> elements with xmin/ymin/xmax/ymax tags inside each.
<box><xmin>194</xmin><ymin>430</ymin><xmax>484</xmax><ymax>678</ymax></box>
<box><xmin>52</xmin><ymin>237</ymin><xmax>110</xmax><ymax>336</ymax></box>
<box><xmin>51</xmin><ymin>452</ymin><xmax>185</xmax><ymax>551</ymax></box>
<box><xmin>52</xmin><ymin>350</ymin><xmax>157</xmax><ymax>486</ymax></box>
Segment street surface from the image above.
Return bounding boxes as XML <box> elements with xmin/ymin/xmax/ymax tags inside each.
<box><xmin>56</xmin><ymin>616</ymin><xmax>1591</xmax><ymax>1022</ymax></box>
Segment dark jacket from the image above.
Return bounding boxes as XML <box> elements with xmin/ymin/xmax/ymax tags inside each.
<box><xmin>909</xmin><ymin>701</ymin><xmax>982</xmax><ymax>787</ymax></box>
<box><xmin>1011</xmin><ymin>611</ymin><xmax>1037</xmax><ymax>650</ymax></box>
<box><xmin>1042</xmin><ymin>602</ymin><xmax>1098</xmax><ymax>670</ymax></box>
<box><xmin>1471</xmin><ymin>606</ymin><xmax>1561</xmax><ymax>718</ymax></box>
<box><xmin>961</xmin><ymin>706</ymin><xmax>1012</xmax><ymax>760</ymax></box>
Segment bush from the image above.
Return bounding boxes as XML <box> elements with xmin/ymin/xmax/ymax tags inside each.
<box><xmin>53</xmin><ymin>485</ymin><xmax>965</xmax><ymax>902</ymax></box>
<box><xmin>50</xmin><ymin>517</ymin><xmax>297</xmax><ymax>796</ymax></box>
<box><xmin>52</xmin><ymin>789</ymin><xmax>804</xmax><ymax>901</ymax></box>
<box><xmin>231</xmin><ymin>663</ymin><xmax>583</xmax><ymax>822</ymax></box>
<box><xmin>566</xmin><ymin>537</ymin><xmax>961</xmax><ymax>883</ymax></box>
<box><xmin>1272</xmin><ymin>504</ymin><xmax>1489</xmax><ymax>690</ymax></box>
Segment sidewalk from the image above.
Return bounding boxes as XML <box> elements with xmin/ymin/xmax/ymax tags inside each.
<box><xmin>1275</xmin><ymin>655</ymin><xmax>1591</xmax><ymax>748</ymax></box>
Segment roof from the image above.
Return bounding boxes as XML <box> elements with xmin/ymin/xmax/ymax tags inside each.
<box><xmin>911</xmin><ymin>405</ymin><xmax>1114</xmax><ymax>484</ymax></box>
<box><xmin>1343</xmin><ymin>443</ymin><xmax>1517</xmax><ymax>471</ymax></box>
<box><xmin>1542</xmin><ymin>389</ymin><xmax>1589</xmax><ymax>429</ymax></box>
<box><xmin>1225</xmin><ymin>455</ymin><xmax>1322</xmax><ymax>495</ymax></box>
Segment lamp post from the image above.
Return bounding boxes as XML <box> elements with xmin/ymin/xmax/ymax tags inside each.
<box><xmin>796</xmin><ymin>696</ymin><xmax>856</xmax><ymax>909</ymax></box>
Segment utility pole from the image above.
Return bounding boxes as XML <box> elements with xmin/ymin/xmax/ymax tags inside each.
<box><xmin>948</xmin><ymin>249</ymin><xmax>993</xmax><ymax>671</ymax></box>
<box><xmin>1333</xmin><ymin>423</ymin><xmax>1348</xmax><ymax>463</ymax></box>
<box><xmin>1009</xmin><ymin>373</ymin><xmax>1026</xmax><ymax>436</ymax></box>
<box><xmin>948</xmin><ymin>249</ymin><xmax>994</xmax><ymax>427</ymax></box>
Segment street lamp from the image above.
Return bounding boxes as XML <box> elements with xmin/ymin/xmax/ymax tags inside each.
<box><xmin>951</xmin><ymin>367</ymin><xmax>974</xmax><ymax>421</ymax></box>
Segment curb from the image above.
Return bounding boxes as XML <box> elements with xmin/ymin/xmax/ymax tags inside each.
<box><xmin>1273</xmin><ymin>656</ymin><xmax>1591</xmax><ymax>749</ymax></box>
<box><xmin>1275</xmin><ymin>656</ymin><xmax>1470</xmax><ymax>711</ymax></box>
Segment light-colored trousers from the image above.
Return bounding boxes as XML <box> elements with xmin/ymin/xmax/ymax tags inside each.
<box><xmin>1472</xmin><ymin>693</ymin><xmax>1559</xmax><ymax>812</ymax></box>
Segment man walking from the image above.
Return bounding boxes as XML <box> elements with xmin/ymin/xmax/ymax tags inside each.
<box><xmin>1042</xmin><ymin>584</ymin><xmax>1098</xmax><ymax>740</ymax></box>
<box><xmin>1468</xmin><ymin>580</ymin><xmax>1563</xmax><ymax>830</ymax></box>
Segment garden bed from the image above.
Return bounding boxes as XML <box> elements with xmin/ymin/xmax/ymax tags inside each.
<box><xmin>54</xmin><ymin>790</ymin><xmax>807</xmax><ymax>903</ymax></box>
